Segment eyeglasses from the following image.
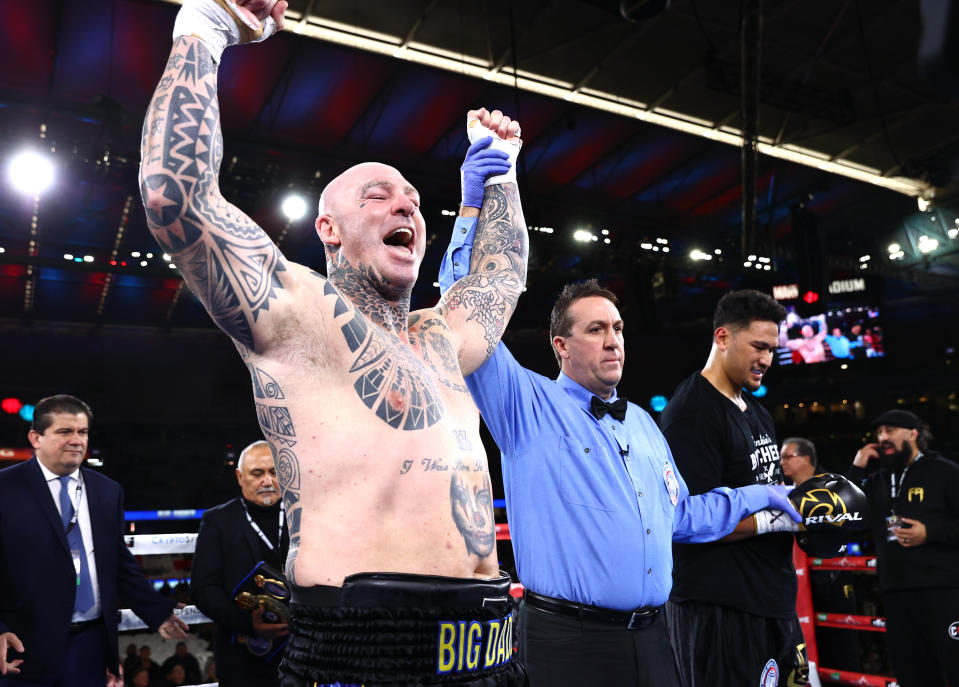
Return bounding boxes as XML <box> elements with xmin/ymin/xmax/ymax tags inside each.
<box><xmin>780</xmin><ymin>453</ymin><xmax>807</xmax><ymax>460</ymax></box>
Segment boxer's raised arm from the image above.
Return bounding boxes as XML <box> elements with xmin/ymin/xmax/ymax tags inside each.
<box><xmin>440</xmin><ymin>111</ymin><xmax>528</xmax><ymax>375</ymax></box>
<box><xmin>139</xmin><ymin>34</ymin><xmax>298</xmax><ymax>354</ymax></box>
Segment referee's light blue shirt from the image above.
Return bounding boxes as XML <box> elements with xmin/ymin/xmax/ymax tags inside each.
<box><xmin>466</xmin><ymin>344</ymin><xmax>769</xmax><ymax>611</ymax></box>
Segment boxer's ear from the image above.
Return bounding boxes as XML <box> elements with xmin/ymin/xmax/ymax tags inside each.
<box><xmin>713</xmin><ymin>326</ymin><xmax>731</xmax><ymax>350</ymax></box>
<box><xmin>316</xmin><ymin>215</ymin><xmax>340</xmax><ymax>248</ymax></box>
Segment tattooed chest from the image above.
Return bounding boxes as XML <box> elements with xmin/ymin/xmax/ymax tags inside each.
<box><xmin>407</xmin><ymin>320</ymin><xmax>469</xmax><ymax>395</ymax></box>
<box><xmin>349</xmin><ymin>327</ymin><xmax>448</xmax><ymax>431</ymax></box>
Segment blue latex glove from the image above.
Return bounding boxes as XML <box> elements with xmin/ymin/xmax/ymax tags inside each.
<box><xmin>764</xmin><ymin>484</ymin><xmax>802</xmax><ymax>523</ymax></box>
<box><xmin>460</xmin><ymin>136</ymin><xmax>511</xmax><ymax>208</ymax></box>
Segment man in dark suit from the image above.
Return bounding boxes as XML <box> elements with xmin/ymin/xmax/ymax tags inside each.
<box><xmin>0</xmin><ymin>394</ymin><xmax>187</xmax><ymax>686</ymax></box>
<box><xmin>191</xmin><ymin>440</ymin><xmax>289</xmax><ymax>687</ymax></box>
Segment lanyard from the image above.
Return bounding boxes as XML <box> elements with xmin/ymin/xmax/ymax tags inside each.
<box><xmin>240</xmin><ymin>500</ymin><xmax>285</xmax><ymax>551</ymax></box>
<box><xmin>889</xmin><ymin>452</ymin><xmax>922</xmax><ymax>511</ymax></box>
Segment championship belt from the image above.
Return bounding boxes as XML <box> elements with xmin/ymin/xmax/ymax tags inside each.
<box><xmin>231</xmin><ymin>561</ymin><xmax>290</xmax><ymax>659</ymax></box>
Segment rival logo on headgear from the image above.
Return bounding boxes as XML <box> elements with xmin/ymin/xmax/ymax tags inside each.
<box><xmin>792</xmin><ymin>474</ymin><xmax>868</xmax><ymax>530</ymax></box>
<box><xmin>800</xmin><ymin>489</ymin><xmax>862</xmax><ymax>526</ymax></box>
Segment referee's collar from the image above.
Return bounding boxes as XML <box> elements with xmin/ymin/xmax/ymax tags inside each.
<box><xmin>555</xmin><ymin>371</ymin><xmax>620</xmax><ymax>410</ymax></box>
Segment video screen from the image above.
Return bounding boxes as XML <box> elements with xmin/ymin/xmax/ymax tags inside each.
<box><xmin>776</xmin><ymin>305</ymin><xmax>884</xmax><ymax>365</ymax></box>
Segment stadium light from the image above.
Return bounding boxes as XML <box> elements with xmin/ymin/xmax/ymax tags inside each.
<box><xmin>8</xmin><ymin>150</ymin><xmax>55</xmax><ymax>196</ymax></box>
<box><xmin>281</xmin><ymin>195</ymin><xmax>308</xmax><ymax>221</ymax></box>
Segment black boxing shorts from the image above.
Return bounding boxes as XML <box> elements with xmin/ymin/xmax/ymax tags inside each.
<box><xmin>278</xmin><ymin>571</ymin><xmax>528</xmax><ymax>687</ymax></box>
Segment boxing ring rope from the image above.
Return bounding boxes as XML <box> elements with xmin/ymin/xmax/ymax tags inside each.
<box><xmin>798</xmin><ymin>551</ymin><xmax>899</xmax><ymax>687</ymax></box>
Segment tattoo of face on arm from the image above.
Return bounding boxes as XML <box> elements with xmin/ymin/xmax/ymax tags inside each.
<box><xmin>409</xmin><ymin>317</ymin><xmax>468</xmax><ymax>394</ymax></box>
<box><xmin>450</xmin><ymin>473</ymin><xmax>495</xmax><ymax>557</ymax></box>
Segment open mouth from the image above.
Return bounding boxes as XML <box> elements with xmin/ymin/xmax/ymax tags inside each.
<box><xmin>383</xmin><ymin>227</ymin><xmax>414</xmax><ymax>251</ymax></box>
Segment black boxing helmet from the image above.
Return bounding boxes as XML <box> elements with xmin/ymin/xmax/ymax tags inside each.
<box><xmin>795</xmin><ymin>528</ymin><xmax>850</xmax><ymax>559</ymax></box>
<box><xmin>789</xmin><ymin>473</ymin><xmax>870</xmax><ymax>533</ymax></box>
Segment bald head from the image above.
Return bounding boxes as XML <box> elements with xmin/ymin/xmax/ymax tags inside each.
<box><xmin>317</xmin><ymin>162</ymin><xmax>413</xmax><ymax>218</ymax></box>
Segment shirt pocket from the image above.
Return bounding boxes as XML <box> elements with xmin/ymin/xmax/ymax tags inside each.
<box><xmin>644</xmin><ymin>453</ymin><xmax>678</xmax><ymax>518</ymax></box>
<box><xmin>559</xmin><ymin>435</ymin><xmax>615</xmax><ymax>511</ymax></box>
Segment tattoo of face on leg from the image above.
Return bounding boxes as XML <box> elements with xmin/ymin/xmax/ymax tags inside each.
<box><xmin>450</xmin><ymin>473</ymin><xmax>495</xmax><ymax>557</ymax></box>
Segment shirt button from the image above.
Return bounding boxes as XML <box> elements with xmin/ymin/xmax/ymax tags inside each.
<box><xmin>584</xmin><ymin>448</ymin><xmax>590</xmax><ymax>454</ymax></box>
<box><xmin>461</xmin><ymin>228</ymin><xmax>467</xmax><ymax>234</ymax></box>
<box><xmin>646</xmin><ymin>529</ymin><xmax>651</xmax><ymax>535</ymax></box>
<box><xmin>637</xmin><ymin>491</ymin><xmax>643</xmax><ymax>497</ymax></box>
<box><xmin>454</xmin><ymin>262</ymin><xmax>460</xmax><ymax>267</ymax></box>
<box><xmin>647</xmin><ymin>568</ymin><xmax>652</xmax><ymax>574</ymax></box>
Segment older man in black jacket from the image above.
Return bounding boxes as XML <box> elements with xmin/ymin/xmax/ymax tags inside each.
<box><xmin>191</xmin><ymin>441</ymin><xmax>289</xmax><ymax>687</ymax></box>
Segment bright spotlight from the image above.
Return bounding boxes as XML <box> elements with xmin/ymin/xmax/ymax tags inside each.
<box><xmin>573</xmin><ymin>230</ymin><xmax>593</xmax><ymax>242</ymax></box>
<box><xmin>887</xmin><ymin>243</ymin><xmax>900</xmax><ymax>254</ymax></box>
<box><xmin>281</xmin><ymin>195</ymin><xmax>308</xmax><ymax>221</ymax></box>
<box><xmin>949</xmin><ymin>228</ymin><xmax>958</xmax><ymax>239</ymax></box>
<box><xmin>8</xmin><ymin>150</ymin><xmax>55</xmax><ymax>196</ymax></box>
<box><xmin>918</xmin><ymin>235</ymin><xmax>938</xmax><ymax>254</ymax></box>
<box><xmin>689</xmin><ymin>249</ymin><xmax>712</xmax><ymax>261</ymax></box>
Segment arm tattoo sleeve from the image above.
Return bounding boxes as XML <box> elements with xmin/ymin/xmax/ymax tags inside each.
<box><xmin>247</xmin><ymin>366</ymin><xmax>303</xmax><ymax>584</ymax></box>
<box><xmin>443</xmin><ymin>183</ymin><xmax>528</xmax><ymax>357</ymax></box>
<box><xmin>139</xmin><ymin>38</ymin><xmax>287</xmax><ymax>351</ymax></box>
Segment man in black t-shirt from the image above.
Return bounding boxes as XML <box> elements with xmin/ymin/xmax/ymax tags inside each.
<box><xmin>660</xmin><ymin>290</ymin><xmax>808</xmax><ymax>687</ymax></box>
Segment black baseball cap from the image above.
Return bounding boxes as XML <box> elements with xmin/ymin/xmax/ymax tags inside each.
<box><xmin>871</xmin><ymin>409</ymin><xmax>921</xmax><ymax>430</ymax></box>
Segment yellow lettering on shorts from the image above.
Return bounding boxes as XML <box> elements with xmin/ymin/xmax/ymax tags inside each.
<box><xmin>466</xmin><ymin>620</ymin><xmax>483</xmax><ymax>670</ymax></box>
<box><xmin>496</xmin><ymin>616</ymin><xmax>509</xmax><ymax>665</ymax></box>
<box><xmin>456</xmin><ymin>620</ymin><xmax>467</xmax><ymax>672</ymax></box>
<box><xmin>437</xmin><ymin>621</ymin><xmax>457</xmax><ymax>674</ymax></box>
<box><xmin>484</xmin><ymin>619</ymin><xmax>501</xmax><ymax>668</ymax></box>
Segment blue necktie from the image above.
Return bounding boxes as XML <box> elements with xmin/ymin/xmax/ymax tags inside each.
<box><xmin>59</xmin><ymin>475</ymin><xmax>95</xmax><ymax>615</ymax></box>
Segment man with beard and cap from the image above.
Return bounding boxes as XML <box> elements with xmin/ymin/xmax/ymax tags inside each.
<box><xmin>848</xmin><ymin>409</ymin><xmax>959</xmax><ymax>687</ymax></box>
<box><xmin>191</xmin><ymin>441</ymin><xmax>290</xmax><ymax>687</ymax></box>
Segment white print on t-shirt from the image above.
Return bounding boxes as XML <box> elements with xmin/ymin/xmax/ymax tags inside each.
<box><xmin>749</xmin><ymin>433</ymin><xmax>781</xmax><ymax>484</ymax></box>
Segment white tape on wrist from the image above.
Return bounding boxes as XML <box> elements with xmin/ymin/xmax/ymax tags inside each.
<box><xmin>467</xmin><ymin>119</ymin><xmax>521</xmax><ymax>187</ymax></box>
<box><xmin>173</xmin><ymin>0</ymin><xmax>277</xmax><ymax>63</ymax></box>
<box><xmin>754</xmin><ymin>508</ymin><xmax>801</xmax><ymax>535</ymax></box>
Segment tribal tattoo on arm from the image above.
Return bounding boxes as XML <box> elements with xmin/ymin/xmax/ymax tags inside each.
<box><xmin>139</xmin><ymin>38</ymin><xmax>290</xmax><ymax>352</ymax></box>
<box><xmin>441</xmin><ymin>183</ymin><xmax>528</xmax><ymax>367</ymax></box>
<box><xmin>245</xmin><ymin>360</ymin><xmax>303</xmax><ymax>584</ymax></box>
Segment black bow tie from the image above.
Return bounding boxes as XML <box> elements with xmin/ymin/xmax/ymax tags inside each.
<box><xmin>590</xmin><ymin>396</ymin><xmax>628</xmax><ymax>422</ymax></box>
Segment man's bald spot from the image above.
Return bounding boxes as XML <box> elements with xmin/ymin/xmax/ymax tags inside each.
<box><xmin>237</xmin><ymin>440</ymin><xmax>272</xmax><ymax>473</ymax></box>
<box><xmin>317</xmin><ymin>162</ymin><xmax>417</xmax><ymax>218</ymax></box>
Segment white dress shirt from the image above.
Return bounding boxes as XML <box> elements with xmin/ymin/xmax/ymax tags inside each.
<box><xmin>38</xmin><ymin>460</ymin><xmax>102</xmax><ymax>621</ymax></box>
